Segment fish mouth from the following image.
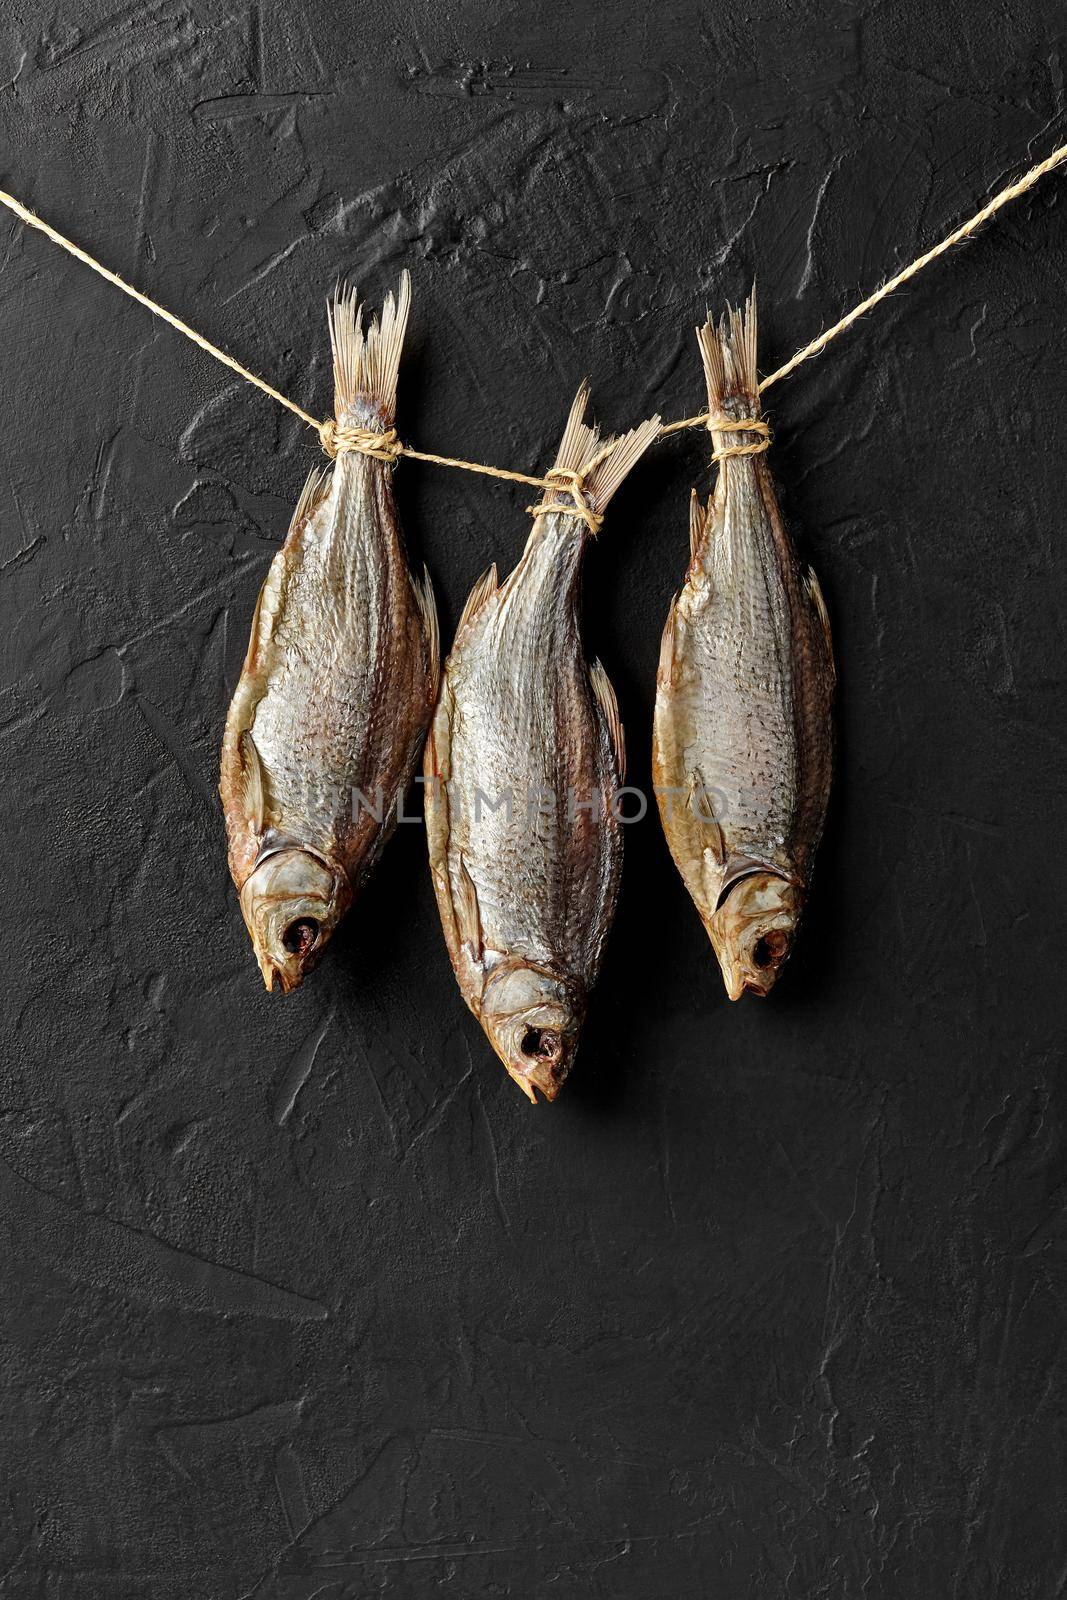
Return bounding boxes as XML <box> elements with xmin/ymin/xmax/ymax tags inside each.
<box><xmin>492</xmin><ymin>1019</ymin><xmax>576</xmax><ymax>1104</ymax></box>
<box><xmin>261</xmin><ymin>954</ymin><xmax>311</xmax><ymax>996</ymax></box>
<box><xmin>724</xmin><ymin>969</ymin><xmax>773</xmax><ymax>1002</ymax></box>
<box><xmin>722</xmin><ymin>938</ymin><xmax>790</xmax><ymax>1000</ymax></box>
<box><xmin>505</xmin><ymin>1027</ymin><xmax>569</xmax><ymax>1103</ymax></box>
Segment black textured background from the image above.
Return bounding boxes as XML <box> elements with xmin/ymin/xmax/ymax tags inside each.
<box><xmin>0</xmin><ymin>4</ymin><xmax>1064</xmax><ymax>1597</ymax></box>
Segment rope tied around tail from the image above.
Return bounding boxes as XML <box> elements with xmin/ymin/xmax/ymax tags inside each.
<box><xmin>708</xmin><ymin>414</ymin><xmax>771</xmax><ymax>463</ymax></box>
<box><xmin>319</xmin><ymin>418</ymin><xmax>402</xmax><ymax>462</ymax></box>
<box><xmin>525</xmin><ymin>464</ymin><xmax>604</xmax><ymax>534</ymax></box>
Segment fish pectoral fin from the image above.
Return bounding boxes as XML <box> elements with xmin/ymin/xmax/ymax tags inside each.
<box><xmin>803</xmin><ymin>564</ymin><xmax>836</xmax><ymax>684</ymax></box>
<box><xmin>454</xmin><ymin>854</ymin><xmax>483</xmax><ymax>961</ymax></box>
<box><xmin>689</xmin><ymin>769</ymin><xmax>725</xmax><ymax>866</ymax></box>
<box><xmin>412</xmin><ymin>563</ymin><xmax>441</xmax><ymax>701</ymax></box>
<box><xmin>456</xmin><ymin>563</ymin><xmax>499</xmax><ymax>636</ymax></box>
<box><xmin>237</xmin><ymin>730</ymin><xmax>266</xmax><ymax>833</ymax></box>
<box><xmin>588</xmin><ymin>657</ymin><xmax>625</xmax><ymax>783</ymax></box>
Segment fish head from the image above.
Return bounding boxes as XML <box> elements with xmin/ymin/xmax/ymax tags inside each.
<box><xmin>706</xmin><ymin>872</ymin><xmax>803</xmax><ymax>1000</ymax></box>
<box><xmin>480</xmin><ymin>965</ymin><xmax>583</xmax><ymax>1103</ymax></box>
<box><xmin>239</xmin><ymin>848</ymin><xmax>351</xmax><ymax>994</ymax></box>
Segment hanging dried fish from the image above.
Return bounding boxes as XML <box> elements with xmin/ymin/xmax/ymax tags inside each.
<box><xmin>653</xmin><ymin>292</ymin><xmax>834</xmax><ymax>998</ymax></box>
<box><xmin>425</xmin><ymin>389</ymin><xmax>660</xmax><ymax>1101</ymax></box>
<box><xmin>220</xmin><ymin>273</ymin><xmax>438</xmax><ymax>993</ymax></box>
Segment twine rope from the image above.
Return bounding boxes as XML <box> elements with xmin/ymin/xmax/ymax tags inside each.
<box><xmin>708</xmin><ymin>415</ymin><xmax>771</xmax><ymax>462</ymax></box>
<box><xmin>319</xmin><ymin>419</ymin><xmax>401</xmax><ymax>462</ymax></box>
<box><xmin>525</xmin><ymin>466</ymin><xmax>603</xmax><ymax>533</ymax></box>
<box><xmin>0</xmin><ymin>135</ymin><xmax>1064</xmax><ymax>493</ymax></box>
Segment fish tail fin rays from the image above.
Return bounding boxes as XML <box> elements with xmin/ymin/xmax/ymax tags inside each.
<box><xmin>547</xmin><ymin>384</ymin><xmax>660</xmax><ymax>529</ymax></box>
<box><xmin>549</xmin><ymin>381</ymin><xmax>600</xmax><ymax>492</ymax></box>
<box><xmin>586</xmin><ymin>412</ymin><xmax>661</xmax><ymax>517</ymax></box>
<box><xmin>327</xmin><ymin>270</ymin><xmax>412</xmax><ymax>428</ymax></box>
<box><xmin>697</xmin><ymin>284</ymin><xmax>760</xmax><ymax>416</ymax></box>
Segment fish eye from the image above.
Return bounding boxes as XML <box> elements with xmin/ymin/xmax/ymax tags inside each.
<box><xmin>282</xmin><ymin>918</ymin><xmax>320</xmax><ymax>957</ymax></box>
<box><xmin>752</xmin><ymin>930</ymin><xmax>789</xmax><ymax>969</ymax></box>
<box><xmin>520</xmin><ymin>1026</ymin><xmax>559</xmax><ymax>1061</ymax></box>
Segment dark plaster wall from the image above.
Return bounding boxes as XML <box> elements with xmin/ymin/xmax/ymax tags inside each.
<box><xmin>0</xmin><ymin>3</ymin><xmax>1064</xmax><ymax>1596</ymax></box>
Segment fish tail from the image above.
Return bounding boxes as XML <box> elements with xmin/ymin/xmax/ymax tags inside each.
<box><xmin>327</xmin><ymin>270</ymin><xmax>412</xmax><ymax>428</ymax></box>
<box><xmin>548</xmin><ymin>383</ymin><xmax>661</xmax><ymax>528</ymax></box>
<box><xmin>697</xmin><ymin>284</ymin><xmax>760</xmax><ymax>419</ymax></box>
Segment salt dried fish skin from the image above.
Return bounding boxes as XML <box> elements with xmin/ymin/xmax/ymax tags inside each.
<box><xmin>652</xmin><ymin>290</ymin><xmax>834</xmax><ymax>999</ymax></box>
<box><xmin>220</xmin><ymin>272</ymin><xmax>439</xmax><ymax>993</ymax></box>
<box><xmin>425</xmin><ymin>388</ymin><xmax>660</xmax><ymax>1101</ymax></box>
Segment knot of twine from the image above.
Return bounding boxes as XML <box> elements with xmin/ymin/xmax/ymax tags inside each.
<box><xmin>708</xmin><ymin>414</ymin><xmax>771</xmax><ymax>463</ymax></box>
<box><xmin>525</xmin><ymin>464</ymin><xmax>604</xmax><ymax>534</ymax></box>
<box><xmin>319</xmin><ymin>418</ymin><xmax>402</xmax><ymax>463</ymax></box>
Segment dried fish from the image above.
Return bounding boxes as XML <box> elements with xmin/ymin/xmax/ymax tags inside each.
<box><xmin>425</xmin><ymin>389</ymin><xmax>660</xmax><ymax>1101</ymax></box>
<box><xmin>653</xmin><ymin>292</ymin><xmax>834</xmax><ymax>998</ymax></box>
<box><xmin>220</xmin><ymin>274</ymin><xmax>438</xmax><ymax>992</ymax></box>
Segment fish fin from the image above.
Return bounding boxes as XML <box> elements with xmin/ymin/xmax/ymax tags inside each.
<box><xmin>697</xmin><ymin>284</ymin><xmax>760</xmax><ymax>415</ymax></box>
<box><xmin>288</xmin><ymin>463</ymin><xmax>333</xmax><ymax>538</ymax></box>
<box><xmin>242</xmin><ymin>466</ymin><xmax>330</xmax><ymax>667</ymax></box>
<box><xmin>588</xmin><ymin>657</ymin><xmax>625</xmax><ymax>783</ymax></box>
<box><xmin>412</xmin><ymin>564</ymin><xmax>440</xmax><ymax>701</ymax></box>
<box><xmin>545</xmin><ymin>385</ymin><xmax>660</xmax><ymax>528</ymax></box>
<box><xmin>690</xmin><ymin>770</ymin><xmax>726</xmax><ymax>867</ymax></box>
<box><xmin>327</xmin><ymin>270</ymin><xmax>412</xmax><ymax>427</ymax></box>
<box><xmin>657</xmin><ymin>594</ymin><xmax>679</xmax><ymax>688</ymax></box>
<box><xmin>803</xmin><ymin>564</ymin><xmax>836</xmax><ymax>685</ymax></box>
<box><xmin>688</xmin><ymin>488</ymin><xmax>705</xmax><ymax>561</ymax></box>
<box><xmin>550</xmin><ymin>382</ymin><xmax>597</xmax><ymax>478</ymax></box>
<box><xmin>236</xmin><ymin>465</ymin><xmax>331</xmax><ymax>677</ymax></box>
<box><xmin>454</xmin><ymin>854</ymin><xmax>483</xmax><ymax>961</ymax></box>
<box><xmin>236</xmin><ymin>730</ymin><xmax>266</xmax><ymax>833</ymax></box>
<box><xmin>456</xmin><ymin>562</ymin><xmax>499</xmax><ymax>635</ymax></box>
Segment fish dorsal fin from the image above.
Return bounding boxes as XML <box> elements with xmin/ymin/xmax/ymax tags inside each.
<box><xmin>412</xmin><ymin>564</ymin><xmax>440</xmax><ymax>701</ymax></box>
<box><xmin>237</xmin><ymin>730</ymin><xmax>266</xmax><ymax>833</ymax></box>
<box><xmin>589</xmin><ymin>657</ymin><xmax>625</xmax><ymax>783</ymax></box>
<box><xmin>236</xmin><ymin>470</ymin><xmax>329</xmax><ymax>686</ymax></box>
<box><xmin>455</xmin><ymin>854</ymin><xmax>483</xmax><ymax>961</ymax></box>
<box><xmin>456</xmin><ymin>563</ymin><xmax>499</xmax><ymax>636</ymax></box>
<box><xmin>803</xmin><ymin>564</ymin><xmax>836</xmax><ymax>684</ymax></box>
<box><xmin>657</xmin><ymin>594</ymin><xmax>680</xmax><ymax>689</ymax></box>
<box><xmin>688</xmin><ymin>488</ymin><xmax>704</xmax><ymax>561</ymax></box>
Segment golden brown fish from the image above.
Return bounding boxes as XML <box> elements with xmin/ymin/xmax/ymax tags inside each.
<box><xmin>653</xmin><ymin>291</ymin><xmax>834</xmax><ymax>998</ymax></box>
<box><xmin>424</xmin><ymin>387</ymin><xmax>660</xmax><ymax>1101</ymax></box>
<box><xmin>220</xmin><ymin>273</ymin><xmax>438</xmax><ymax>992</ymax></box>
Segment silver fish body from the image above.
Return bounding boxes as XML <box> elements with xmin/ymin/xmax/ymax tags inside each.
<box><xmin>220</xmin><ymin>274</ymin><xmax>438</xmax><ymax>992</ymax></box>
<box><xmin>425</xmin><ymin>389</ymin><xmax>660</xmax><ymax>1100</ymax></box>
<box><xmin>653</xmin><ymin>293</ymin><xmax>834</xmax><ymax>998</ymax></box>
